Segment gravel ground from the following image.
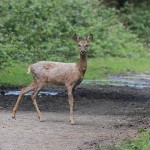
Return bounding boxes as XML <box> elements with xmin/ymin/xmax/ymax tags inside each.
<box><xmin>0</xmin><ymin>85</ymin><xmax>150</xmax><ymax>150</ymax></box>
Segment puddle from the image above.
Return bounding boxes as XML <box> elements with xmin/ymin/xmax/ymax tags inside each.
<box><xmin>1</xmin><ymin>74</ymin><xmax>150</xmax><ymax>96</ymax></box>
<box><xmin>4</xmin><ymin>91</ymin><xmax>58</xmax><ymax>96</ymax></box>
<box><xmin>83</xmin><ymin>74</ymin><xmax>150</xmax><ymax>89</ymax></box>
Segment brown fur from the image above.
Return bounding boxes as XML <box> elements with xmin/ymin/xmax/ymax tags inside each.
<box><xmin>12</xmin><ymin>34</ymin><xmax>93</xmax><ymax>125</ymax></box>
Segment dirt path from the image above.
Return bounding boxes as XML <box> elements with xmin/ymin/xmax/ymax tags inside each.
<box><xmin>0</xmin><ymin>85</ymin><xmax>150</xmax><ymax>150</ymax></box>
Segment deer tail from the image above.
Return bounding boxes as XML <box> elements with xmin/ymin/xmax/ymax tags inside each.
<box><xmin>27</xmin><ymin>66</ymin><xmax>32</xmax><ymax>74</ymax></box>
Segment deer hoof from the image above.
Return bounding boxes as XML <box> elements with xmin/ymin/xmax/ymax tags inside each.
<box><xmin>38</xmin><ymin>116</ymin><xmax>44</xmax><ymax>122</ymax></box>
<box><xmin>12</xmin><ymin>116</ymin><xmax>16</xmax><ymax>119</ymax></box>
<box><xmin>39</xmin><ymin>119</ymin><xmax>45</xmax><ymax>122</ymax></box>
<box><xmin>70</xmin><ymin>118</ymin><xmax>75</xmax><ymax>125</ymax></box>
<box><xmin>12</xmin><ymin>111</ymin><xmax>16</xmax><ymax>119</ymax></box>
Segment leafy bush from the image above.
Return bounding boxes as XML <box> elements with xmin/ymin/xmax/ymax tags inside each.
<box><xmin>0</xmin><ymin>0</ymin><xmax>148</xmax><ymax>68</ymax></box>
<box><xmin>120</xmin><ymin>1</ymin><xmax>150</xmax><ymax>48</ymax></box>
<box><xmin>92</xmin><ymin>6</ymin><xmax>146</xmax><ymax>58</ymax></box>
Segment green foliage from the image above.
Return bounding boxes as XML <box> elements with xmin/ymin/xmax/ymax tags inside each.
<box><xmin>119</xmin><ymin>130</ymin><xmax>150</xmax><ymax>150</ymax></box>
<box><xmin>0</xmin><ymin>0</ymin><xmax>148</xmax><ymax>68</ymax></box>
<box><xmin>98</xmin><ymin>130</ymin><xmax>150</xmax><ymax>150</ymax></box>
<box><xmin>120</xmin><ymin>1</ymin><xmax>150</xmax><ymax>48</ymax></box>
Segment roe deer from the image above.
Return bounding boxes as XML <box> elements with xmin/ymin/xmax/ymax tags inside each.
<box><xmin>12</xmin><ymin>34</ymin><xmax>93</xmax><ymax>125</ymax></box>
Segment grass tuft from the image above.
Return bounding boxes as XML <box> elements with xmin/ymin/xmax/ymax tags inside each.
<box><xmin>98</xmin><ymin>130</ymin><xmax>150</xmax><ymax>150</ymax></box>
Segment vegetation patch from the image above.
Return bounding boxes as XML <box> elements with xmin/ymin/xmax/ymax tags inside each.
<box><xmin>98</xmin><ymin>130</ymin><xmax>150</xmax><ymax>150</ymax></box>
<box><xmin>85</xmin><ymin>57</ymin><xmax>150</xmax><ymax>79</ymax></box>
<box><xmin>0</xmin><ymin>62</ymin><xmax>31</xmax><ymax>86</ymax></box>
<box><xmin>0</xmin><ymin>0</ymin><xmax>149</xmax><ymax>69</ymax></box>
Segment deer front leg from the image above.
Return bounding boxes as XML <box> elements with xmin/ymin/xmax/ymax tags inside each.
<box><xmin>67</xmin><ymin>86</ymin><xmax>75</xmax><ymax>125</ymax></box>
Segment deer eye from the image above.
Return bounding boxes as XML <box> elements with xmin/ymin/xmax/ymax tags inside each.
<box><xmin>78</xmin><ymin>45</ymin><xmax>81</xmax><ymax>47</ymax></box>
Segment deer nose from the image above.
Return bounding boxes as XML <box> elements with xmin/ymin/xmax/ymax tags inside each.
<box><xmin>80</xmin><ymin>50</ymin><xmax>86</xmax><ymax>54</ymax></box>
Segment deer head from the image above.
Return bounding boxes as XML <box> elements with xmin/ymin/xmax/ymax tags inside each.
<box><xmin>73</xmin><ymin>34</ymin><xmax>93</xmax><ymax>55</ymax></box>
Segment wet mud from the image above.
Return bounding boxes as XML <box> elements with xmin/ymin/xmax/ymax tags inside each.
<box><xmin>0</xmin><ymin>85</ymin><xmax>150</xmax><ymax>150</ymax></box>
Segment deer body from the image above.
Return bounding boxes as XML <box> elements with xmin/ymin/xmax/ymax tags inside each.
<box><xmin>12</xmin><ymin>34</ymin><xmax>93</xmax><ymax>125</ymax></box>
<box><xmin>29</xmin><ymin>61</ymin><xmax>84</xmax><ymax>86</ymax></box>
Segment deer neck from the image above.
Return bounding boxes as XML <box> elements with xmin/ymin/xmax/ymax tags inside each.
<box><xmin>77</xmin><ymin>53</ymin><xmax>87</xmax><ymax>76</ymax></box>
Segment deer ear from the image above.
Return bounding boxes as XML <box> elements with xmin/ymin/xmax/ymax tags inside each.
<box><xmin>73</xmin><ymin>33</ymin><xmax>80</xmax><ymax>42</ymax></box>
<box><xmin>86</xmin><ymin>34</ymin><xmax>93</xmax><ymax>42</ymax></box>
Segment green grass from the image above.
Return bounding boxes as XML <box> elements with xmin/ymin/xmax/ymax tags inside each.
<box><xmin>98</xmin><ymin>130</ymin><xmax>150</xmax><ymax>150</ymax></box>
<box><xmin>0</xmin><ymin>63</ymin><xmax>32</xmax><ymax>86</ymax></box>
<box><xmin>1</xmin><ymin>57</ymin><xmax>150</xmax><ymax>86</ymax></box>
<box><xmin>85</xmin><ymin>57</ymin><xmax>150</xmax><ymax>79</ymax></box>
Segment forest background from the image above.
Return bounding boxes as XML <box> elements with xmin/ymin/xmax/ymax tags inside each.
<box><xmin>0</xmin><ymin>0</ymin><xmax>150</xmax><ymax>85</ymax></box>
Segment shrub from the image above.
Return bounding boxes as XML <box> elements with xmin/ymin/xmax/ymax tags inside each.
<box><xmin>120</xmin><ymin>1</ymin><xmax>150</xmax><ymax>48</ymax></box>
<box><xmin>0</xmin><ymin>0</ymin><xmax>148</xmax><ymax>68</ymax></box>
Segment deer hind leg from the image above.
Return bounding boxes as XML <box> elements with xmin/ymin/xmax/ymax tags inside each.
<box><xmin>31</xmin><ymin>84</ymin><xmax>44</xmax><ymax>121</ymax></box>
<box><xmin>12</xmin><ymin>83</ymin><xmax>37</xmax><ymax>119</ymax></box>
<box><xmin>67</xmin><ymin>85</ymin><xmax>75</xmax><ymax>125</ymax></box>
